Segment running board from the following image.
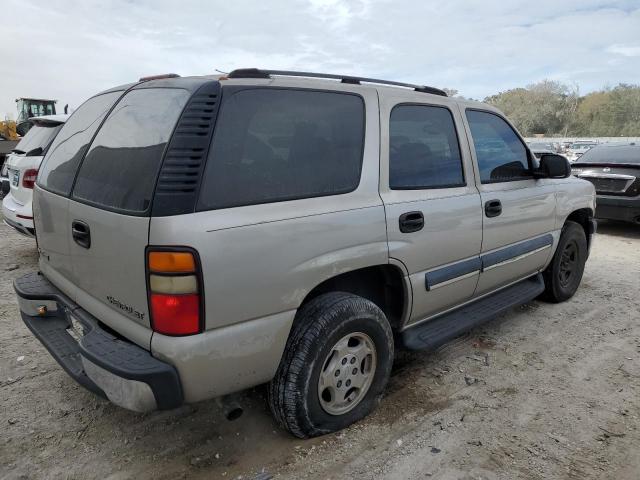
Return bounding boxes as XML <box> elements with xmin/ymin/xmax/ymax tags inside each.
<box><xmin>400</xmin><ymin>274</ymin><xmax>545</xmax><ymax>351</ymax></box>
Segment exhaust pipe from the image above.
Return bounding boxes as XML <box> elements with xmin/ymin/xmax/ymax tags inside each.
<box><xmin>216</xmin><ymin>394</ymin><xmax>244</xmax><ymax>421</ymax></box>
<box><xmin>634</xmin><ymin>216</ymin><xmax>640</xmax><ymax>225</ymax></box>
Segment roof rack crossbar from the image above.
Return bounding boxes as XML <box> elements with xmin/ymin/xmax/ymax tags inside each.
<box><xmin>227</xmin><ymin>68</ymin><xmax>447</xmax><ymax>97</ymax></box>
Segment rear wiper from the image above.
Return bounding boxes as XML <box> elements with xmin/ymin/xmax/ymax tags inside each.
<box><xmin>26</xmin><ymin>147</ymin><xmax>43</xmax><ymax>156</ymax></box>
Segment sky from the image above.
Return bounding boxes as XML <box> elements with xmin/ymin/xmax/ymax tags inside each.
<box><xmin>1</xmin><ymin>0</ymin><xmax>640</xmax><ymax>119</ymax></box>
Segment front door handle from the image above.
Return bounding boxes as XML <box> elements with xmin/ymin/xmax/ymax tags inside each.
<box><xmin>399</xmin><ymin>211</ymin><xmax>424</xmax><ymax>233</ymax></box>
<box><xmin>71</xmin><ymin>220</ymin><xmax>91</xmax><ymax>249</ymax></box>
<box><xmin>484</xmin><ymin>199</ymin><xmax>502</xmax><ymax>218</ymax></box>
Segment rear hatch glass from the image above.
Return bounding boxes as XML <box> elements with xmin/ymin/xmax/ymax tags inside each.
<box><xmin>38</xmin><ymin>92</ymin><xmax>123</xmax><ymax>196</ymax></box>
<box><xmin>574</xmin><ymin>145</ymin><xmax>640</xmax><ymax>165</ymax></box>
<box><xmin>72</xmin><ymin>88</ymin><xmax>190</xmax><ymax>213</ymax></box>
<box><xmin>12</xmin><ymin>122</ymin><xmax>63</xmax><ymax>156</ymax></box>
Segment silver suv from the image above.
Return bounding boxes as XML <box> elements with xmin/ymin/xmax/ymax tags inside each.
<box><xmin>15</xmin><ymin>69</ymin><xmax>596</xmax><ymax>438</ymax></box>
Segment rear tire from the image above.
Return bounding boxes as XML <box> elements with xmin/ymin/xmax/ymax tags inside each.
<box><xmin>541</xmin><ymin>221</ymin><xmax>587</xmax><ymax>302</ymax></box>
<box><xmin>268</xmin><ymin>292</ymin><xmax>394</xmax><ymax>438</ymax></box>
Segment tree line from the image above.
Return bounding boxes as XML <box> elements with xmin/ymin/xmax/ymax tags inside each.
<box><xmin>455</xmin><ymin>81</ymin><xmax>640</xmax><ymax>137</ymax></box>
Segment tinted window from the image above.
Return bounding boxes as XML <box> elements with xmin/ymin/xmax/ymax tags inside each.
<box><xmin>577</xmin><ymin>145</ymin><xmax>640</xmax><ymax>164</ymax></box>
<box><xmin>13</xmin><ymin>123</ymin><xmax>63</xmax><ymax>154</ymax></box>
<box><xmin>38</xmin><ymin>92</ymin><xmax>121</xmax><ymax>195</ymax></box>
<box><xmin>390</xmin><ymin>105</ymin><xmax>464</xmax><ymax>189</ymax></box>
<box><xmin>466</xmin><ymin>110</ymin><xmax>530</xmax><ymax>183</ymax></box>
<box><xmin>198</xmin><ymin>88</ymin><xmax>364</xmax><ymax>210</ymax></box>
<box><xmin>73</xmin><ymin>88</ymin><xmax>190</xmax><ymax>213</ymax></box>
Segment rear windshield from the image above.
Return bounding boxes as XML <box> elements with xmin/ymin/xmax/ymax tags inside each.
<box><xmin>72</xmin><ymin>88</ymin><xmax>190</xmax><ymax>213</ymax></box>
<box><xmin>13</xmin><ymin>123</ymin><xmax>63</xmax><ymax>155</ymax></box>
<box><xmin>576</xmin><ymin>145</ymin><xmax>640</xmax><ymax>164</ymax></box>
<box><xmin>197</xmin><ymin>88</ymin><xmax>364</xmax><ymax>210</ymax></box>
<box><xmin>38</xmin><ymin>92</ymin><xmax>122</xmax><ymax>195</ymax></box>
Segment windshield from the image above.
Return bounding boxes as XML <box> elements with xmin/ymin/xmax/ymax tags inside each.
<box><xmin>13</xmin><ymin>123</ymin><xmax>63</xmax><ymax>154</ymax></box>
<box><xmin>576</xmin><ymin>145</ymin><xmax>640</xmax><ymax>164</ymax></box>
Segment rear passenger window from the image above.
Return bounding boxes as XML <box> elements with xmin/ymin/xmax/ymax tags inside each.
<box><xmin>389</xmin><ymin>105</ymin><xmax>464</xmax><ymax>189</ymax></box>
<box><xmin>38</xmin><ymin>92</ymin><xmax>121</xmax><ymax>195</ymax></box>
<box><xmin>197</xmin><ymin>88</ymin><xmax>364</xmax><ymax>210</ymax></box>
<box><xmin>465</xmin><ymin>110</ymin><xmax>531</xmax><ymax>183</ymax></box>
<box><xmin>73</xmin><ymin>88</ymin><xmax>190</xmax><ymax>213</ymax></box>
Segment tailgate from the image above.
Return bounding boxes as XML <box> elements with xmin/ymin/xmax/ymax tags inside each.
<box><xmin>69</xmin><ymin>201</ymin><xmax>153</xmax><ymax>333</ymax></box>
<box><xmin>63</xmin><ymin>87</ymin><xmax>191</xmax><ymax>346</ymax></box>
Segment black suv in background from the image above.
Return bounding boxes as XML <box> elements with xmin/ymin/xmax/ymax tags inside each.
<box><xmin>571</xmin><ymin>143</ymin><xmax>640</xmax><ymax>224</ymax></box>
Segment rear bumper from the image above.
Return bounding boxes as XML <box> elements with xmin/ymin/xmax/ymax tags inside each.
<box><xmin>595</xmin><ymin>195</ymin><xmax>640</xmax><ymax>223</ymax></box>
<box><xmin>14</xmin><ymin>271</ymin><xmax>183</xmax><ymax>412</ymax></box>
<box><xmin>2</xmin><ymin>193</ymin><xmax>35</xmax><ymax>236</ymax></box>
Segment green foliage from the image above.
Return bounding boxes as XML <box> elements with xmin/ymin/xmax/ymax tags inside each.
<box><xmin>483</xmin><ymin>81</ymin><xmax>640</xmax><ymax>137</ymax></box>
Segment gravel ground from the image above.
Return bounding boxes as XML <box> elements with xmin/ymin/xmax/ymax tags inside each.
<box><xmin>1</xmin><ymin>218</ymin><xmax>639</xmax><ymax>480</ymax></box>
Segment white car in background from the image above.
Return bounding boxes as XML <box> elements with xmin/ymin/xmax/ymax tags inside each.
<box><xmin>2</xmin><ymin>115</ymin><xmax>68</xmax><ymax>236</ymax></box>
<box><xmin>566</xmin><ymin>141</ymin><xmax>598</xmax><ymax>162</ymax></box>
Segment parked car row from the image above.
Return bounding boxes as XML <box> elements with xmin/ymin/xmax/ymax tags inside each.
<box><xmin>565</xmin><ymin>141</ymin><xmax>599</xmax><ymax>162</ymax></box>
<box><xmin>1</xmin><ymin>115</ymin><xmax>68</xmax><ymax>236</ymax></box>
<box><xmin>526</xmin><ymin>140</ymin><xmax>601</xmax><ymax>163</ymax></box>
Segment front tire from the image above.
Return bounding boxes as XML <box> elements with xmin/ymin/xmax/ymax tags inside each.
<box><xmin>268</xmin><ymin>292</ymin><xmax>394</xmax><ymax>438</ymax></box>
<box><xmin>541</xmin><ymin>221</ymin><xmax>587</xmax><ymax>302</ymax></box>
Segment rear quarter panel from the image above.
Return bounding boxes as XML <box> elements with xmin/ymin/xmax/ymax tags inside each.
<box><xmin>149</xmin><ymin>199</ymin><xmax>388</xmax><ymax>330</ymax></box>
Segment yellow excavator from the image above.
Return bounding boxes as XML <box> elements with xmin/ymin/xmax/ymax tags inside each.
<box><xmin>0</xmin><ymin>119</ymin><xmax>19</xmax><ymax>176</ymax></box>
<box><xmin>0</xmin><ymin>118</ymin><xmax>18</xmax><ymax>141</ymax></box>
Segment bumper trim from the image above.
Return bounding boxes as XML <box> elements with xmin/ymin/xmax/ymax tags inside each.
<box><xmin>3</xmin><ymin>217</ymin><xmax>35</xmax><ymax>237</ymax></box>
<box><xmin>15</xmin><ymin>272</ymin><xmax>183</xmax><ymax>411</ymax></box>
<box><xmin>595</xmin><ymin>195</ymin><xmax>640</xmax><ymax>223</ymax></box>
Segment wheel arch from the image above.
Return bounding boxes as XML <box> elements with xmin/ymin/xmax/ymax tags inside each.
<box><xmin>564</xmin><ymin>207</ymin><xmax>595</xmax><ymax>248</ymax></box>
<box><xmin>296</xmin><ymin>264</ymin><xmax>410</xmax><ymax>332</ymax></box>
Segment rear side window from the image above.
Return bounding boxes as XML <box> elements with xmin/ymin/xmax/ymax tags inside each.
<box><xmin>197</xmin><ymin>88</ymin><xmax>364</xmax><ymax>210</ymax></box>
<box><xmin>38</xmin><ymin>92</ymin><xmax>122</xmax><ymax>195</ymax></box>
<box><xmin>72</xmin><ymin>88</ymin><xmax>190</xmax><ymax>213</ymax></box>
<box><xmin>390</xmin><ymin>105</ymin><xmax>464</xmax><ymax>189</ymax></box>
<box><xmin>13</xmin><ymin>123</ymin><xmax>63</xmax><ymax>155</ymax></box>
<box><xmin>466</xmin><ymin>110</ymin><xmax>530</xmax><ymax>183</ymax></box>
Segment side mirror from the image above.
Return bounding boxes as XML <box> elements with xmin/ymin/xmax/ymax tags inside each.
<box><xmin>535</xmin><ymin>154</ymin><xmax>571</xmax><ymax>179</ymax></box>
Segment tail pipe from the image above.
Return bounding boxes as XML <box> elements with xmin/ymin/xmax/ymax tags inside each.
<box><xmin>216</xmin><ymin>394</ymin><xmax>244</xmax><ymax>421</ymax></box>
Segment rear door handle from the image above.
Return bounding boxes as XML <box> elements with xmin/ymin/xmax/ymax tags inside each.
<box><xmin>399</xmin><ymin>211</ymin><xmax>424</xmax><ymax>233</ymax></box>
<box><xmin>71</xmin><ymin>220</ymin><xmax>91</xmax><ymax>249</ymax></box>
<box><xmin>484</xmin><ymin>199</ymin><xmax>502</xmax><ymax>218</ymax></box>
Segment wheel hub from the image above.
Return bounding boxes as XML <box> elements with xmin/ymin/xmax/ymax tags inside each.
<box><xmin>559</xmin><ymin>240</ymin><xmax>578</xmax><ymax>287</ymax></box>
<box><xmin>318</xmin><ymin>332</ymin><xmax>377</xmax><ymax>416</ymax></box>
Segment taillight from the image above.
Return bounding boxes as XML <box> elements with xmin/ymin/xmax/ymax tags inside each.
<box><xmin>22</xmin><ymin>169</ymin><xmax>38</xmax><ymax>189</ymax></box>
<box><xmin>147</xmin><ymin>249</ymin><xmax>203</xmax><ymax>336</ymax></box>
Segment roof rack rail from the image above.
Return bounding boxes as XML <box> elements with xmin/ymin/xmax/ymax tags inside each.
<box><xmin>226</xmin><ymin>68</ymin><xmax>447</xmax><ymax>97</ymax></box>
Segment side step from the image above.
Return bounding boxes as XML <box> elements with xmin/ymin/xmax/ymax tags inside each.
<box><xmin>400</xmin><ymin>274</ymin><xmax>545</xmax><ymax>351</ymax></box>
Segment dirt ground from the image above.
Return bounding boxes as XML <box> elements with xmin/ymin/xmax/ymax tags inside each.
<box><xmin>1</xmin><ymin>218</ymin><xmax>639</xmax><ymax>480</ymax></box>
